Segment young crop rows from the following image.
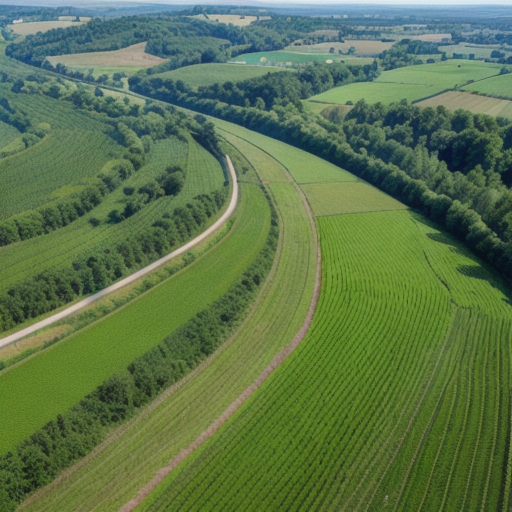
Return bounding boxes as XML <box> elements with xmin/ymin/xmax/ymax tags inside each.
<box><xmin>138</xmin><ymin>209</ymin><xmax>512</xmax><ymax>512</ymax></box>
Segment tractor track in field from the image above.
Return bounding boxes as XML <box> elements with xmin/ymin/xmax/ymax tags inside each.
<box><xmin>118</xmin><ymin>146</ymin><xmax>322</xmax><ymax>512</ymax></box>
<box><xmin>0</xmin><ymin>156</ymin><xmax>238</xmax><ymax>350</ymax></box>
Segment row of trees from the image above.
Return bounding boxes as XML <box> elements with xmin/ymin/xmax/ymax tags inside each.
<box><xmin>0</xmin><ymin>188</ymin><xmax>278</xmax><ymax>511</ymax></box>
<box><xmin>131</xmin><ymin>86</ymin><xmax>512</xmax><ymax>280</ymax></box>
<box><xmin>0</xmin><ymin>188</ymin><xmax>228</xmax><ymax>332</ymax></box>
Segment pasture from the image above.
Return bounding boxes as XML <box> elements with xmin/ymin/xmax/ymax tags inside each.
<box><xmin>11</xmin><ymin>21</ymin><xmax>85</xmax><ymax>36</ymax></box>
<box><xmin>439</xmin><ymin>42</ymin><xmax>512</xmax><ymax>60</ymax></box>
<box><xmin>138</xmin><ymin>208</ymin><xmax>512</xmax><ymax>512</ymax></box>
<box><xmin>0</xmin><ymin>179</ymin><xmax>271</xmax><ymax>454</ymax></box>
<box><xmin>46</xmin><ymin>42</ymin><xmax>166</xmax><ymax>70</ymax></box>
<box><xmin>17</xmin><ymin>124</ymin><xmax>317</xmax><ymax>512</ymax></box>
<box><xmin>309</xmin><ymin>60</ymin><xmax>502</xmax><ymax>106</ymax></box>
<box><xmin>285</xmin><ymin>40</ymin><xmax>394</xmax><ymax>56</ymax></box>
<box><xmin>301</xmin><ymin>182</ymin><xmax>407</xmax><ymax>216</ymax></box>
<box><xmin>417</xmin><ymin>90</ymin><xmax>512</xmax><ymax>118</ymax></box>
<box><xmin>153</xmin><ymin>63</ymin><xmax>292</xmax><ymax>89</ymax></box>
<box><xmin>462</xmin><ymin>72</ymin><xmax>512</xmax><ymax>99</ymax></box>
<box><xmin>0</xmin><ymin>137</ymin><xmax>225</xmax><ymax>293</ymax></box>
<box><xmin>230</xmin><ymin>51</ymin><xmax>348</xmax><ymax>66</ymax></box>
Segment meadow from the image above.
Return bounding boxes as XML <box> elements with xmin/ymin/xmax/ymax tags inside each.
<box><xmin>152</xmin><ymin>63</ymin><xmax>292</xmax><ymax>89</ymax></box>
<box><xmin>230</xmin><ymin>51</ymin><xmax>349</xmax><ymax>66</ymax></box>
<box><xmin>417</xmin><ymin>90</ymin><xmax>512</xmax><ymax>118</ymax></box>
<box><xmin>17</xmin><ymin>123</ymin><xmax>318</xmax><ymax>512</ymax></box>
<box><xmin>138</xmin><ymin>207</ymin><xmax>512</xmax><ymax>512</ymax></box>
<box><xmin>0</xmin><ymin>137</ymin><xmax>224</xmax><ymax>292</ymax></box>
<box><xmin>0</xmin><ymin>120</ymin><xmax>21</xmax><ymax>148</ymax></box>
<box><xmin>0</xmin><ymin>177</ymin><xmax>271</xmax><ymax>454</ymax></box>
<box><xmin>462</xmin><ymin>72</ymin><xmax>512</xmax><ymax>99</ymax></box>
<box><xmin>439</xmin><ymin>42</ymin><xmax>512</xmax><ymax>60</ymax></box>
<box><xmin>309</xmin><ymin>60</ymin><xmax>503</xmax><ymax>106</ymax></box>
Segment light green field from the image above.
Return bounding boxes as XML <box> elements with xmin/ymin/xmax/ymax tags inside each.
<box><xmin>285</xmin><ymin>40</ymin><xmax>394</xmax><ymax>56</ymax></box>
<box><xmin>139</xmin><ymin>209</ymin><xmax>512</xmax><ymax>512</ymax></box>
<box><xmin>462</xmin><ymin>72</ymin><xmax>512</xmax><ymax>99</ymax></box>
<box><xmin>0</xmin><ymin>137</ymin><xmax>224</xmax><ymax>293</ymax></box>
<box><xmin>0</xmin><ymin>87</ymin><xmax>124</xmax><ymax>219</ymax></box>
<box><xmin>215</xmin><ymin>120</ymin><xmax>357</xmax><ymax>184</ymax></box>
<box><xmin>230</xmin><ymin>51</ymin><xmax>348</xmax><ymax>66</ymax></box>
<box><xmin>18</xmin><ymin>123</ymin><xmax>317</xmax><ymax>512</ymax></box>
<box><xmin>153</xmin><ymin>63</ymin><xmax>293</xmax><ymax>89</ymax></box>
<box><xmin>302</xmin><ymin>181</ymin><xmax>407</xmax><ymax>216</ymax></box>
<box><xmin>0</xmin><ymin>179</ymin><xmax>271</xmax><ymax>454</ymax></box>
<box><xmin>310</xmin><ymin>60</ymin><xmax>503</xmax><ymax>105</ymax></box>
<box><xmin>0</xmin><ymin>120</ymin><xmax>21</xmax><ymax>148</ymax></box>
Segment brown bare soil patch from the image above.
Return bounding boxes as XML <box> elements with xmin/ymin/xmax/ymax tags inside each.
<box><xmin>417</xmin><ymin>91</ymin><xmax>512</xmax><ymax>118</ymax></box>
<box><xmin>406</xmin><ymin>33</ymin><xmax>452</xmax><ymax>42</ymax></box>
<box><xmin>11</xmin><ymin>21</ymin><xmax>85</xmax><ymax>36</ymax></box>
<box><xmin>188</xmin><ymin>14</ymin><xmax>270</xmax><ymax>26</ymax></box>
<box><xmin>46</xmin><ymin>42</ymin><xmax>165</xmax><ymax>68</ymax></box>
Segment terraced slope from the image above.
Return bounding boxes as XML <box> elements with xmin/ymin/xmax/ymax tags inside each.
<box><xmin>137</xmin><ymin>171</ymin><xmax>512</xmax><ymax>510</ymax></box>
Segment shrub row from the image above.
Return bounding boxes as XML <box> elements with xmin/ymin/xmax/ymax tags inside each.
<box><xmin>0</xmin><ymin>186</ymin><xmax>278</xmax><ymax>512</ymax></box>
<box><xmin>0</xmin><ymin>188</ymin><xmax>228</xmax><ymax>332</ymax></box>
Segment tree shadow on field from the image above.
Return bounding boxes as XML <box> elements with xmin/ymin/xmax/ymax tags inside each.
<box><xmin>457</xmin><ymin>264</ymin><xmax>489</xmax><ymax>281</ymax></box>
<box><xmin>426</xmin><ymin>232</ymin><xmax>467</xmax><ymax>256</ymax></box>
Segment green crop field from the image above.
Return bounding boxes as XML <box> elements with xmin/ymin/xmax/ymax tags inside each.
<box><xmin>439</xmin><ymin>43</ymin><xmax>512</xmax><ymax>60</ymax></box>
<box><xmin>301</xmin><ymin>182</ymin><xmax>407</xmax><ymax>216</ymax></box>
<box><xmin>153</xmin><ymin>63</ymin><xmax>293</xmax><ymax>89</ymax></box>
<box><xmin>285</xmin><ymin>40</ymin><xmax>394</xmax><ymax>56</ymax></box>
<box><xmin>462</xmin><ymin>72</ymin><xmax>512</xmax><ymax>99</ymax></box>
<box><xmin>417</xmin><ymin>91</ymin><xmax>512</xmax><ymax>118</ymax></box>
<box><xmin>0</xmin><ymin>137</ymin><xmax>224</xmax><ymax>293</ymax></box>
<box><xmin>18</xmin><ymin>125</ymin><xmax>318</xmax><ymax>512</ymax></box>
<box><xmin>0</xmin><ymin>177</ymin><xmax>271</xmax><ymax>454</ymax></box>
<box><xmin>0</xmin><ymin>120</ymin><xmax>21</xmax><ymax>148</ymax></box>
<box><xmin>0</xmin><ymin>87</ymin><xmax>124</xmax><ymax>219</ymax></box>
<box><xmin>309</xmin><ymin>60</ymin><xmax>502</xmax><ymax>106</ymax></box>
<box><xmin>137</xmin><ymin>208</ymin><xmax>512</xmax><ymax>512</ymax></box>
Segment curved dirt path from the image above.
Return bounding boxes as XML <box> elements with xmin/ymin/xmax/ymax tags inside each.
<box><xmin>118</xmin><ymin>168</ymin><xmax>321</xmax><ymax>512</ymax></box>
<box><xmin>0</xmin><ymin>156</ymin><xmax>238</xmax><ymax>349</ymax></box>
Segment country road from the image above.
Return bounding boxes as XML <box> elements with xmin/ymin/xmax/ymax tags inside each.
<box><xmin>0</xmin><ymin>155</ymin><xmax>238</xmax><ymax>349</ymax></box>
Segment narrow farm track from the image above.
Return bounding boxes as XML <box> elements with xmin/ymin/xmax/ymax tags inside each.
<box><xmin>0</xmin><ymin>156</ymin><xmax>238</xmax><ymax>349</ymax></box>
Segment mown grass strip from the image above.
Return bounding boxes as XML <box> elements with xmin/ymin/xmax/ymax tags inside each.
<box><xmin>18</xmin><ymin>128</ymin><xmax>316</xmax><ymax>512</ymax></box>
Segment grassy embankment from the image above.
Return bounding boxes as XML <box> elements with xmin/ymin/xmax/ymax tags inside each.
<box><xmin>138</xmin><ymin>154</ymin><xmax>512</xmax><ymax>511</ymax></box>
<box><xmin>17</xmin><ymin>120</ymin><xmax>320</xmax><ymax>512</ymax></box>
<box><xmin>307</xmin><ymin>60</ymin><xmax>503</xmax><ymax>107</ymax></box>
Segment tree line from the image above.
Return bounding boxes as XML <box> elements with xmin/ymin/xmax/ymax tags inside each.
<box><xmin>0</xmin><ymin>186</ymin><xmax>278</xmax><ymax>512</ymax></box>
<box><xmin>130</xmin><ymin>84</ymin><xmax>512</xmax><ymax>280</ymax></box>
<box><xmin>0</xmin><ymin>187</ymin><xmax>228</xmax><ymax>332</ymax></box>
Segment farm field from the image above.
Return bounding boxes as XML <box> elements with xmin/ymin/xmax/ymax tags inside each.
<box><xmin>46</xmin><ymin>42</ymin><xmax>166</xmax><ymax>71</ymax></box>
<box><xmin>301</xmin><ymin>182</ymin><xmax>407</xmax><ymax>216</ymax></box>
<box><xmin>138</xmin><ymin>208</ymin><xmax>512</xmax><ymax>512</ymax></box>
<box><xmin>462</xmin><ymin>72</ymin><xmax>512</xmax><ymax>99</ymax></box>
<box><xmin>0</xmin><ymin>120</ymin><xmax>21</xmax><ymax>148</ymax></box>
<box><xmin>285</xmin><ymin>39</ymin><xmax>394</xmax><ymax>55</ymax></box>
<box><xmin>0</xmin><ymin>88</ymin><xmax>123</xmax><ymax>219</ymax></box>
<box><xmin>417</xmin><ymin>90</ymin><xmax>512</xmax><ymax>118</ymax></box>
<box><xmin>188</xmin><ymin>14</ymin><xmax>271</xmax><ymax>26</ymax></box>
<box><xmin>10</xmin><ymin>21</ymin><xmax>85</xmax><ymax>36</ymax></box>
<box><xmin>152</xmin><ymin>63</ymin><xmax>292</xmax><ymax>89</ymax></box>
<box><xmin>309</xmin><ymin>60</ymin><xmax>503</xmax><ymax>106</ymax></box>
<box><xmin>0</xmin><ymin>136</ymin><xmax>224</xmax><ymax>293</ymax></box>
<box><xmin>18</xmin><ymin>124</ymin><xmax>318</xmax><ymax>512</ymax></box>
<box><xmin>0</xmin><ymin>176</ymin><xmax>271</xmax><ymax>454</ymax></box>
<box><xmin>439</xmin><ymin>42</ymin><xmax>512</xmax><ymax>60</ymax></box>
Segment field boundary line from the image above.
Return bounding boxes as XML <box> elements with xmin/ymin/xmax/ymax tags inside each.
<box><xmin>117</xmin><ymin>130</ymin><xmax>322</xmax><ymax>512</ymax></box>
<box><xmin>0</xmin><ymin>155</ymin><xmax>238</xmax><ymax>349</ymax></box>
